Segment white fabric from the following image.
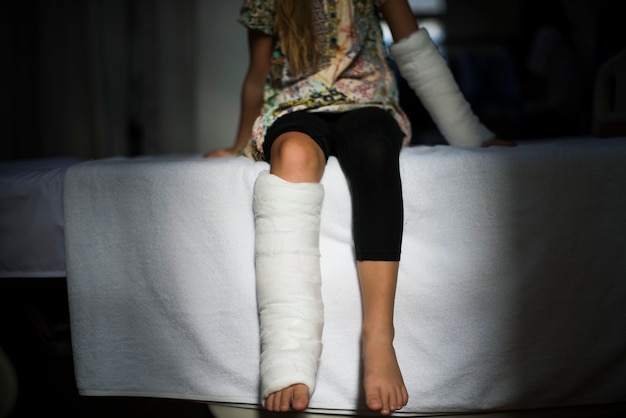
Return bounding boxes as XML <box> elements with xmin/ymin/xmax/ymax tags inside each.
<box><xmin>390</xmin><ymin>29</ymin><xmax>494</xmax><ymax>147</ymax></box>
<box><xmin>63</xmin><ymin>138</ymin><xmax>626</xmax><ymax>415</ymax></box>
<box><xmin>254</xmin><ymin>171</ymin><xmax>324</xmax><ymax>401</ymax></box>
<box><xmin>0</xmin><ymin>157</ymin><xmax>80</xmax><ymax>278</ymax></box>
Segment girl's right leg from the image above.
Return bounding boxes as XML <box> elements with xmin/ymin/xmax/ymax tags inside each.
<box><xmin>254</xmin><ymin>115</ymin><xmax>328</xmax><ymax>412</ymax></box>
<box><xmin>269</xmin><ymin>131</ymin><xmax>326</xmax><ymax>182</ymax></box>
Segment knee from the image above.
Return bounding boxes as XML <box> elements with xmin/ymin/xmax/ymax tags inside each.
<box><xmin>338</xmin><ymin>109</ymin><xmax>403</xmax><ymax>161</ymax></box>
<box><xmin>357</xmin><ymin>136</ymin><xmax>400</xmax><ymax>165</ymax></box>
<box><xmin>342</xmin><ymin>130</ymin><xmax>401</xmax><ymax>173</ymax></box>
<box><xmin>270</xmin><ymin>132</ymin><xmax>326</xmax><ymax>183</ymax></box>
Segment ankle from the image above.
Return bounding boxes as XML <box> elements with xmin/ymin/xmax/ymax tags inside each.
<box><xmin>361</xmin><ymin>324</ymin><xmax>395</xmax><ymax>345</ymax></box>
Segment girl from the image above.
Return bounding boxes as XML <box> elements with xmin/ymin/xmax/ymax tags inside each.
<box><xmin>206</xmin><ymin>0</ymin><xmax>514</xmax><ymax>414</ymax></box>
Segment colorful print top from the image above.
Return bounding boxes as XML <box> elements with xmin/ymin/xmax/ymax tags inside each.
<box><xmin>238</xmin><ymin>0</ymin><xmax>412</xmax><ymax>160</ymax></box>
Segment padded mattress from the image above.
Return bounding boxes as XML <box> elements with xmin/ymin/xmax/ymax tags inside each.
<box><xmin>61</xmin><ymin>138</ymin><xmax>626</xmax><ymax>415</ymax></box>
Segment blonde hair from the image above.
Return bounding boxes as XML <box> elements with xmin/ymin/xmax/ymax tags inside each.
<box><xmin>274</xmin><ymin>0</ymin><xmax>322</xmax><ymax>74</ymax></box>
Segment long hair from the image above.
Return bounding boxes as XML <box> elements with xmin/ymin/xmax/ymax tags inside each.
<box><xmin>274</xmin><ymin>0</ymin><xmax>322</xmax><ymax>74</ymax></box>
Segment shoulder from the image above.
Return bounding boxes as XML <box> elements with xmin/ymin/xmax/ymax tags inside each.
<box><xmin>237</xmin><ymin>0</ymin><xmax>275</xmax><ymax>35</ymax></box>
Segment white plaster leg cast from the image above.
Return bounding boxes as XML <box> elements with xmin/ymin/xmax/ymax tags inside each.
<box><xmin>390</xmin><ymin>29</ymin><xmax>495</xmax><ymax>147</ymax></box>
<box><xmin>253</xmin><ymin>170</ymin><xmax>325</xmax><ymax>403</ymax></box>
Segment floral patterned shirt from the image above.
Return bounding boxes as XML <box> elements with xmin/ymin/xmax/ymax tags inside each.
<box><xmin>238</xmin><ymin>0</ymin><xmax>412</xmax><ymax>160</ymax></box>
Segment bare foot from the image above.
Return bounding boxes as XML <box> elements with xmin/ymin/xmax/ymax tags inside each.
<box><xmin>264</xmin><ymin>383</ymin><xmax>310</xmax><ymax>412</ymax></box>
<box><xmin>362</xmin><ymin>330</ymin><xmax>408</xmax><ymax>415</ymax></box>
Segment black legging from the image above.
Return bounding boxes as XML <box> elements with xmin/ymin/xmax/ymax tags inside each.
<box><xmin>264</xmin><ymin>107</ymin><xmax>404</xmax><ymax>261</ymax></box>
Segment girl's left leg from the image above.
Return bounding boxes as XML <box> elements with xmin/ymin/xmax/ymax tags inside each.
<box><xmin>333</xmin><ymin>108</ymin><xmax>408</xmax><ymax>416</ymax></box>
<box><xmin>357</xmin><ymin>260</ymin><xmax>407</xmax><ymax>416</ymax></box>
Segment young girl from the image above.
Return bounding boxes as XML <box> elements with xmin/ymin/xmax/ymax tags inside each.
<box><xmin>206</xmin><ymin>0</ymin><xmax>513</xmax><ymax>415</ymax></box>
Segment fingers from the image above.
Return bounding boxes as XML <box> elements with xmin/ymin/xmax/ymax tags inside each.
<box><xmin>482</xmin><ymin>138</ymin><xmax>517</xmax><ymax>147</ymax></box>
<box><xmin>203</xmin><ymin>148</ymin><xmax>238</xmax><ymax>158</ymax></box>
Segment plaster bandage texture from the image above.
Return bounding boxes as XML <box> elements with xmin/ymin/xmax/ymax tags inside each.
<box><xmin>390</xmin><ymin>29</ymin><xmax>495</xmax><ymax>147</ymax></box>
<box><xmin>253</xmin><ymin>170</ymin><xmax>325</xmax><ymax>403</ymax></box>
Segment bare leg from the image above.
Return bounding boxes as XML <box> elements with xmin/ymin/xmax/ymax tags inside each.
<box><xmin>358</xmin><ymin>260</ymin><xmax>408</xmax><ymax>415</ymax></box>
<box><xmin>269</xmin><ymin>132</ymin><xmax>325</xmax><ymax>182</ymax></box>
<box><xmin>258</xmin><ymin>131</ymin><xmax>326</xmax><ymax>413</ymax></box>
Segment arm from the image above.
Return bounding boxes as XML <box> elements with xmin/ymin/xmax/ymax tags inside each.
<box><xmin>205</xmin><ymin>29</ymin><xmax>273</xmax><ymax>157</ymax></box>
<box><xmin>381</xmin><ymin>0</ymin><xmax>514</xmax><ymax>147</ymax></box>
<box><xmin>379</xmin><ymin>0</ymin><xmax>419</xmax><ymax>42</ymax></box>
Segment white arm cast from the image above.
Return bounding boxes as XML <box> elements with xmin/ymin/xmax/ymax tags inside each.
<box><xmin>390</xmin><ymin>29</ymin><xmax>495</xmax><ymax>147</ymax></box>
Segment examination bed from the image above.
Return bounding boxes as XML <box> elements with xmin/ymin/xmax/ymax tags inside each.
<box><xmin>2</xmin><ymin>137</ymin><xmax>626</xmax><ymax>416</ymax></box>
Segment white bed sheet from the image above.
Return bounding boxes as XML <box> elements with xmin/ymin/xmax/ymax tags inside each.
<box><xmin>63</xmin><ymin>138</ymin><xmax>626</xmax><ymax>415</ymax></box>
<box><xmin>0</xmin><ymin>157</ymin><xmax>80</xmax><ymax>278</ymax></box>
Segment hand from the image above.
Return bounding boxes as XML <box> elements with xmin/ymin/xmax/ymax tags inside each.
<box><xmin>482</xmin><ymin>138</ymin><xmax>517</xmax><ymax>147</ymax></box>
<box><xmin>203</xmin><ymin>147</ymin><xmax>240</xmax><ymax>158</ymax></box>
